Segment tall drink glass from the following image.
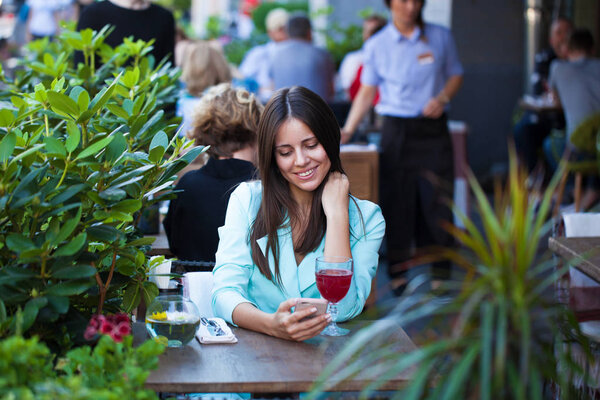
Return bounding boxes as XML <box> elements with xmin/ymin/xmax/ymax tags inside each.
<box><xmin>315</xmin><ymin>256</ymin><xmax>353</xmax><ymax>336</ymax></box>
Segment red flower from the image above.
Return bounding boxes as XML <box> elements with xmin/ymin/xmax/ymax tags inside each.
<box><xmin>84</xmin><ymin>325</ymin><xmax>97</xmax><ymax>340</ymax></box>
<box><xmin>113</xmin><ymin>313</ymin><xmax>130</xmax><ymax>325</ymax></box>
<box><xmin>111</xmin><ymin>333</ymin><xmax>123</xmax><ymax>343</ymax></box>
<box><xmin>100</xmin><ymin>320</ymin><xmax>115</xmax><ymax>335</ymax></box>
<box><xmin>114</xmin><ymin>321</ymin><xmax>131</xmax><ymax>336</ymax></box>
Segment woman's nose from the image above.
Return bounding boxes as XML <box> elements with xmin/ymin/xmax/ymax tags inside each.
<box><xmin>294</xmin><ymin>150</ymin><xmax>309</xmax><ymax>167</ymax></box>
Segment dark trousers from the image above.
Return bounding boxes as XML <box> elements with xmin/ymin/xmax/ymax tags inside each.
<box><xmin>380</xmin><ymin>115</ymin><xmax>455</xmax><ymax>281</ymax></box>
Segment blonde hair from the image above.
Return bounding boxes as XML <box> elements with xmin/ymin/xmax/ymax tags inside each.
<box><xmin>189</xmin><ymin>83</ymin><xmax>264</xmax><ymax>158</ymax></box>
<box><xmin>265</xmin><ymin>8</ymin><xmax>289</xmax><ymax>32</ymax></box>
<box><xmin>180</xmin><ymin>41</ymin><xmax>232</xmax><ymax>97</ymax></box>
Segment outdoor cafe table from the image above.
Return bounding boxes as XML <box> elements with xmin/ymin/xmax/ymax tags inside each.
<box><xmin>136</xmin><ymin>320</ymin><xmax>416</xmax><ymax>395</ymax></box>
<box><xmin>548</xmin><ymin>236</ymin><xmax>600</xmax><ymax>283</ymax></box>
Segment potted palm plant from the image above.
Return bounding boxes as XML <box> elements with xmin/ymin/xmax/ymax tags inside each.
<box><xmin>309</xmin><ymin>150</ymin><xmax>595</xmax><ymax>399</ymax></box>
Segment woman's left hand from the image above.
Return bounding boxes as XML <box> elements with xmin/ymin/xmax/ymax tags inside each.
<box><xmin>422</xmin><ymin>97</ymin><xmax>445</xmax><ymax>119</ymax></box>
<box><xmin>321</xmin><ymin>172</ymin><xmax>350</xmax><ymax>219</ymax></box>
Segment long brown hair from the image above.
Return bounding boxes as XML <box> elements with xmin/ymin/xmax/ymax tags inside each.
<box><xmin>249</xmin><ymin>87</ymin><xmax>345</xmax><ymax>284</ymax></box>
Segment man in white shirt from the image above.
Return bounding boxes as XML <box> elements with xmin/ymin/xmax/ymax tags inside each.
<box><xmin>239</xmin><ymin>8</ymin><xmax>289</xmax><ymax>103</ymax></box>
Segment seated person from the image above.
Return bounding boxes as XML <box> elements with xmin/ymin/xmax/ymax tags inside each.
<box><xmin>163</xmin><ymin>83</ymin><xmax>263</xmax><ymax>263</ymax></box>
<box><xmin>177</xmin><ymin>41</ymin><xmax>232</xmax><ymax>137</ymax></box>
<box><xmin>211</xmin><ymin>86</ymin><xmax>385</xmax><ymax>341</ymax></box>
<box><xmin>543</xmin><ymin>28</ymin><xmax>600</xmax><ymax>171</ymax></box>
<box><xmin>513</xmin><ymin>17</ymin><xmax>571</xmax><ymax>172</ymax></box>
<box><xmin>543</xmin><ymin>28</ymin><xmax>600</xmax><ymax>208</ymax></box>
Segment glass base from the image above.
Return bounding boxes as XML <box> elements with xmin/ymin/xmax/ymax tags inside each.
<box><xmin>321</xmin><ymin>323</ymin><xmax>350</xmax><ymax>336</ymax></box>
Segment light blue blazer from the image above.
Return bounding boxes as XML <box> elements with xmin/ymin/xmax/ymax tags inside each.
<box><xmin>211</xmin><ymin>181</ymin><xmax>386</xmax><ymax>325</ymax></box>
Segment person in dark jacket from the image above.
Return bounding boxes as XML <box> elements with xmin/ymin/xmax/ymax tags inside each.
<box><xmin>163</xmin><ymin>83</ymin><xmax>263</xmax><ymax>262</ymax></box>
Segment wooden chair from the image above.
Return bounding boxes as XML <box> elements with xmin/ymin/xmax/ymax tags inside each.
<box><xmin>553</xmin><ymin>114</ymin><xmax>600</xmax><ymax>217</ymax></box>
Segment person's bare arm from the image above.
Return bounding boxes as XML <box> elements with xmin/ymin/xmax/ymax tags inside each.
<box><xmin>422</xmin><ymin>75</ymin><xmax>463</xmax><ymax>118</ymax></box>
<box><xmin>341</xmin><ymin>84</ymin><xmax>377</xmax><ymax>143</ymax></box>
<box><xmin>232</xmin><ymin>299</ymin><xmax>330</xmax><ymax>341</ymax></box>
<box><xmin>321</xmin><ymin>172</ymin><xmax>351</xmax><ymax>259</ymax></box>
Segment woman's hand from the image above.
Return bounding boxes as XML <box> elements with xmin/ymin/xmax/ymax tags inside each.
<box><xmin>269</xmin><ymin>298</ymin><xmax>331</xmax><ymax>341</ymax></box>
<box><xmin>422</xmin><ymin>97</ymin><xmax>445</xmax><ymax>119</ymax></box>
<box><xmin>321</xmin><ymin>172</ymin><xmax>350</xmax><ymax>220</ymax></box>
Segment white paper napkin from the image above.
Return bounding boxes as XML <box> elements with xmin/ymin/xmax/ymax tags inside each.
<box><xmin>183</xmin><ymin>271</ymin><xmax>214</xmax><ymax>318</ymax></box>
<box><xmin>148</xmin><ymin>256</ymin><xmax>172</xmax><ymax>289</ymax></box>
<box><xmin>196</xmin><ymin>317</ymin><xmax>237</xmax><ymax>344</ymax></box>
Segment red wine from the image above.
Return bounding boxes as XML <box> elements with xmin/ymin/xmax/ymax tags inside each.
<box><xmin>316</xmin><ymin>269</ymin><xmax>353</xmax><ymax>303</ymax></box>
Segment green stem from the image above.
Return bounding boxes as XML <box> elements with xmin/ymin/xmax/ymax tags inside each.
<box><xmin>43</xmin><ymin>110</ymin><xmax>50</xmax><ymax>137</ymax></box>
<box><xmin>40</xmin><ymin>257</ymin><xmax>47</xmax><ymax>278</ymax></box>
<box><xmin>91</xmin><ymin>51</ymin><xmax>95</xmax><ymax>77</ymax></box>
<box><xmin>55</xmin><ymin>157</ymin><xmax>69</xmax><ymax>190</ymax></box>
<box><xmin>82</xmin><ymin>123</ymin><xmax>88</xmax><ymax>147</ymax></box>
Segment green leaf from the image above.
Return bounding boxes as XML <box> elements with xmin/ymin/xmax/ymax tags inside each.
<box><xmin>54</xmin><ymin>207</ymin><xmax>82</xmax><ymax>244</ymax></box>
<box><xmin>0</xmin><ymin>108</ymin><xmax>15</xmax><ymax>127</ymax></box>
<box><xmin>43</xmin><ymin>136</ymin><xmax>67</xmax><ymax>157</ymax></box>
<box><xmin>0</xmin><ymin>299</ymin><xmax>6</xmax><ymax>323</ymax></box>
<box><xmin>99</xmin><ymin>187</ymin><xmax>127</xmax><ymax>201</ymax></box>
<box><xmin>89</xmin><ymin>72</ymin><xmax>122</xmax><ymax>114</ymax></box>
<box><xmin>53</xmin><ymin>232</ymin><xmax>86</xmax><ymax>257</ymax></box>
<box><xmin>104</xmin><ymin>131</ymin><xmax>127</xmax><ymax>163</ymax></box>
<box><xmin>49</xmin><ymin>183</ymin><xmax>86</xmax><ymax>206</ymax></box>
<box><xmin>52</xmin><ymin>264</ymin><xmax>96</xmax><ymax>279</ymax></box>
<box><xmin>106</xmin><ymin>104</ymin><xmax>130</xmax><ymax>120</ymax></box>
<box><xmin>87</xmin><ymin>225</ymin><xmax>122</xmax><ymax>242</ymax></box>
<box><xmin>0</xmin><ymin>131</ymin><xmax>16</xmax><ymax>162</ymax></box>
<box><xmin>46</xmin><ymin>281</ymin><xmax>92</xmax><ymax>296</ymax></box>
<box><xmin>122</xmin><ymin>281</ymin><xmax>141</xmax><ymax>313</ymax></box>
<box><xmin>141</xmin><ymin>281</ymin><xmax>159</xmax><ymax>309</ymax></box>
<box><xmin>8</xmin><ymin>143</ymin><xmax>44</xmax><ymax>167</ymax></box>
<box><xmin>46</xmin><ymin>295</ymin><xmax>69</xmax><ymax>314</ymax></box>
<box><xmin>75</xmin><ymin>135</ymin><xmax>114</xmax><ymax>160</ymax></box>
<box><xmin>112</xmin><ymin>199</ymin><xmax>142</xmax><ymax>213</ymax></box>
<box><xmin>22</xmin><ymin>297</ymin><xmax>48</xmax><ymax>331</ymax></box>
<box><xmin>65</xmin><ymin>121</ymin><xmax>80</xmax><ymax>153</ymax></box>
<box><xmin>6</xmin><ymin>234</ymin><xmax>36</xmax><ymax>252</ymax></box>
<box><xmin>76</xmin><ymin>87</ymin><xmax>91</xmax><ymax>112</ymax></box>
<box><xmin>127</xmin><ymin>236</ymin><xmax>156</xmax><ymax>247</ymax></box>
<box><xmin>47</xmin><ymin>91</ymin><xmax>80</xmax><ymax>120</ymax></box>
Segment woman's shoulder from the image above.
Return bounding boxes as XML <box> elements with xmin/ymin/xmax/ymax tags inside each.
<box><xmin>348</xmin><ymin>196</ymin><xmax>384</xmax><ymax>226</ymax></box>
<box><xmin>231</xmin><ymin>180</ymin><xmax>263</xmax><ymax>204</ymax></box>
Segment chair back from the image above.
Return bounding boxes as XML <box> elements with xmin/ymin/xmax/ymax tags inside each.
<box><xmin>563</xmin><ymin>213</ymin><xmax>600</xmax><ymax>287</ymax></box>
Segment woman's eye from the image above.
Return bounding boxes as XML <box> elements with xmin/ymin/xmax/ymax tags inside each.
<box><xmin>306</xmin><ymin>143</ymin><xmax>319</xmax><ymax>149</ymax></box>
<box><xmin>278</xmin><ymin>151</ymin><xmax>291</xmax><ymax>157</ymax></box>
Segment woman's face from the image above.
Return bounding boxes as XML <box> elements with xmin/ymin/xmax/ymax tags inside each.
<box><xmin>274</xmin><ymin>118</ymin><xmax>331</xmax><ymax>200</ymax></box>
<box><xmin>390</xmin><ymin>0</ymin><xmax>423</xmax><ymax>27</ymax></box>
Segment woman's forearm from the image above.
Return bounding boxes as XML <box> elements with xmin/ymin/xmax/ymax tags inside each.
<box><xmin>341</xmin><ymin>85</ymin><xmax>377</xmax><ymax>142</ymax></box>
<box><xmin>231</xmin><ymin>302</ymin><xmax>275</xmax><ymax>335</ymax></box>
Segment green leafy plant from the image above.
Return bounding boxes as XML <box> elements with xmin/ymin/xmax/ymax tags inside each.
<box><xmin>309</xmin><ymin>151</ymin><xmax>594</xmax><ymax>399</ymax></box>
<box><xmin>0</xmin><ymin>333</ymin><xmax>164</xmax><ymax>399</ymax></box>
<box><xmin>0</xmin><ymin>26</ymin><xmax>206</xmax><ymax>352</ymax></box>
<box><xmin>251</xmin><ymin>2</ymin><xmax>309</xmax><ymax>34</ymax></box>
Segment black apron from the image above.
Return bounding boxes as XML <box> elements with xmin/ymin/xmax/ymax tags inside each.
<box><xmin>380</xmin><ymin>114</ymin><xmax>455</xmax><ymax>280</ymax></box>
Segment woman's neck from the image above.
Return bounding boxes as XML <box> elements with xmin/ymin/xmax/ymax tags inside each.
<box><xmin>393</xmin><ymin>19</ymin><xmax>417</xmax><ymax>37</ymax></box>
<box><xmin>217</xmin><ymin>146</ymin><xmax>256</xmax><ymax>165</ymax></box>
<box><xmin>109</xmin><ymin>0</ymin><xmax>150</xmax><ymax>10</ymax></box>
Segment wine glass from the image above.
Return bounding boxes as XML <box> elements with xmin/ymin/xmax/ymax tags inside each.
<box><xmin>315</xmin><ymin>255</ymin><xmax>353</xmax><ymax>336</ymax></box>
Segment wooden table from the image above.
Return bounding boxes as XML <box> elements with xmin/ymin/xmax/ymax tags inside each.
<box><xmin>548</xmin><ymin>236</ymin><xmax>600</xmax><ymax>283</ymax></box>
<box><xmin>141</xmin><ymin>320</ymin><xmax>416</xmax><ymax>394</ymax></box>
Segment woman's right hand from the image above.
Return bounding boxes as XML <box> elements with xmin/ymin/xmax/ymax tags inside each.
<box><xmin>269</xmin><ymin>298</ymin><xmax>331</xmax><ymax>341</ymax></box>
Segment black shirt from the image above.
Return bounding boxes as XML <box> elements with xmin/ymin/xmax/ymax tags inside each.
<box><xmin>163</xmin><ymin>158</ymin><xmax>257</xmax><ymax>262</ymax></box>
<box><xmin>75</xmin><ymin>1</ymin><xmax>175</xmax><ymax>66</ymax></box>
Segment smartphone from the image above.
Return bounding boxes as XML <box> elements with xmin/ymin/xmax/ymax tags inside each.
<box><xmin>294</xmin><ymin>298</ymin><xmax>328</xmax><ymax>320</ymax></box>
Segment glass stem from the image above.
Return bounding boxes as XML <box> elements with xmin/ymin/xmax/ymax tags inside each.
<box><xmin>329</xmin><ymin>302</ymin><xmax>338</xmax><ymax>325</ymax></box>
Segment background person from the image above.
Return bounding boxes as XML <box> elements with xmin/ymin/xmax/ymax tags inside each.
<box><xmin>543</xmin><ymin>28</ymin><xmax>600</xmax><ymax>210</ymax></box>
<box><xmin>177</xmin><ymin>40</ymin><xmax>233</xmax><ymax>137</ymax></box>
<box><xmin>163</xmin><ymin>83</ymin><xmax>262</xmax><ymax>263</ymax></box>
<box><xmin>25</xmin><ymin>0</ymin><xmax>63</xmax><ymax>41</ymax></box>
<box><xmin>341</xmin><ymin>0</ymin><xmax>463</xmax><ymax>295</ymax></box>
<box><xmin>75</xmin><ymin>0</ymin><xmax>175</xmax><ymax>66</ymax></box>
<box><xmin>513</xmin><ymin>17</ymin><xmax>572</xmax><ymax>172</ymax></box>
<box><xmin>269</xmin><ymin>14</ymin><xmax>335</xmax><ymax>102</ymax></box>
<box><xmin>212</xmin><ymin>86</ymin><xmax>385</xmax><ymax>341</ymax></box>
<box><xmin>338</xmin><ymin>14</ymin><xmax>387</xmax><ymax>102</ymax></box>
<box><xmin>238</xmin><ymin>7</ymin><xmax>289</xmax><ymax>103</ymax></box>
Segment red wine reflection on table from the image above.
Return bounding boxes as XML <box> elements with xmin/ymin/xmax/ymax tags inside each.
<box><xmin>316</xmin><ymin>269</ymin><xmax>353</xmax><ymax>303</ymax></box>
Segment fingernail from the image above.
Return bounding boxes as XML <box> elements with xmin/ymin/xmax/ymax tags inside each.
<box><xmin>326</xmin><ymin>315</ymin><xmax>332</xmax><ymax>321</ymax></box>
<box><xmin>311</xmin><ymin>307</ymin><xmax>317</xmax><ymax>313</ymax></box>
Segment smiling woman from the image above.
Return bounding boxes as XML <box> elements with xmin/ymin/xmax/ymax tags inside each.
<box><xmin>211</xmin><ymin>86</ymin><xmax>386</xmax><ymax>342</ymax></box>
